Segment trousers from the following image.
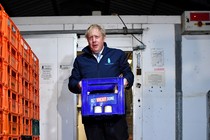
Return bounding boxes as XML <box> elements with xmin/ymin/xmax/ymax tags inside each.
<box><xmin>83</xmin><ymin>115</ymin><xmax>129</xmax><ymax>140</ymax></box>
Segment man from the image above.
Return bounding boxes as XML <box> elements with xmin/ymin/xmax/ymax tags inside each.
<box><xmin>68</xmin><ymin>24</ymin><xmax>134</xmax><ymax>140</ymax></box>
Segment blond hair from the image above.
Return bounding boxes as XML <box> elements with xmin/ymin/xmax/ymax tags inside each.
<box><xmin>85</xmin><ymin>24</ymin><xmax>106</xmax><ymax>38</ymax></box>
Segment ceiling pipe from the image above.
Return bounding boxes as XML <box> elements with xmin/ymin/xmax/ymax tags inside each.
<box><xmin>20</xmin><ymin>28</ymin><xmax>143</xmax><ymax>35</ymax></box>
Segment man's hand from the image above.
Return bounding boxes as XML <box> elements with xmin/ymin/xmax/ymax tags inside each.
<box><xmin>119</xmin><ymin>74</ymin><xmax>129</xmax><ymax>88</ymax></box>
<box><xmin>78</xmin><ymin>81</ymin><xmax>82</xmax><ymax>89</ymax></box>
<box><xmin>124</xmin><ymin>78</ymin><xmax>128</xmax><ymax>88</ymax></box>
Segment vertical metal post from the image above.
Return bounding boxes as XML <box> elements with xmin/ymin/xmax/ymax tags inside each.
<box><xmin>207</xmin><ymin>90</ymin><xmax>210</xmax><ymax>140</ymax></box>
<box><xmin>175</xmin><ymin>24</ymin><xmax>182</xmax><ymax>140</ymax></box>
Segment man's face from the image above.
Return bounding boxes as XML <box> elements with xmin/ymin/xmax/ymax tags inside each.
<box><xmin>87</xmin><ymin>28</ymin><xmax>105</xmax><ymax>54</ymax></box>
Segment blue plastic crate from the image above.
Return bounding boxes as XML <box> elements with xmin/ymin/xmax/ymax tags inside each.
<box><xmin>81</xmin><ymin>77</ymin><xmax>125</xmax><ymax>116</ymax></box>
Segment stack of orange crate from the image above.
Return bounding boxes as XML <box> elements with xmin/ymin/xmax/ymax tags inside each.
<box><xmin>0</xmin><ymin>4</ymin><xmax>40</xmax><ymax>140</ymax></box>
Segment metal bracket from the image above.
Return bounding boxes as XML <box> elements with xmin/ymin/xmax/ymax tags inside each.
<box><xmin>133</xmin><ymin>45</ymin><xmax>146</xmax><ymax>51</ymax></box>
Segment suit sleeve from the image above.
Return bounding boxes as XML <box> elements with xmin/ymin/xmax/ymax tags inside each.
<box><xmin>120</xmin><ymin>51</ymin><xmax>134</xmax><ymax>89</ymax></box>
<box><xmin>68</xmin><ymin>58</ymin><xmax>82</xmax><ymax>94</ymax></box>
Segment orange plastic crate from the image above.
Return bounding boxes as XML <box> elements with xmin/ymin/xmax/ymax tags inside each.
<box><xmin>20</xmin><ymin>38</ymin><xmax>31</xmax><ymax>63</ymax></box>
<box><xmin>30</xmin><ymin>86</ymin><xmax>39</xmax><ymax>105</ymax></box>
<box><xmin>0</xmin><ymin>35</ymin><xmax>8</xmax><ymax>61</ymax></box>
<box><xmin>0</xmin><ymin>5</ymin><xmax>9</xmax><ymax>37</ymax></box>
<box><xmin>6</xmin><ymin>19</ymin><xmax>19</xmax><ymax>50</ymax></box>
<box><xmin>18</xmin><ymin>37</ymin><xmax>23</xmax><ymax>57</ymax></box>
<box><xmin>0</xmin><ymin>136</ymin><xmax>20</xmax><ymax>140</ymax></box>
<box><xmin>22</xmin><ymin>80</ymin><xmax>30</xmax><ymax>100</ymax></box>
<box><xmin>32</xmin><ymin>136</ymin><xmax>39</xmax><ymax>140</ymax></box>
<box><xmin>7</xmin><ymin>67</ymin><xmax>19</xmax><ymax>93</ymax></box>
<box><xmin>30</xmin><ymin>51</ymin><xmax>39</xmax><ymax>73</ymax></box>
<box><xmin>34</xmin><ymin>91</ymin><xmax>39</xmax><ymax>106</ymax></box>
<box><xmin>0</xmin><ymin>7</ymin><xmax>19</xmax><ymax>50</ymax></box>
<box><xmin>0</xmin><ymin>111</ymin><xmax>9</xmax><ymax>135</ymax></box>
<box><xmin>8</xmin><ymin>113</ymin><xmax>20</xmax><ymax>135</ymax></box>
<box><xmin>0</xmin><ymin>85</ymin><xmax>9</xmax><ymax>111</ymax></box>
<box><xmin>8</xmin><ymin>90</ymin><xmax>20</xmax><ymax>114</ymax></box>
<box><xmin>22</xmin><ymin>99</ymin><xmax>31</xmax><ymax>118</ymax></box>
<box><xmin>0</xmin><ymin>135</ymin><xmax>8</xmax><ymax>140</ymax></box>
<box><xmin>0</xmin><ymin>59</ymin><xmax>8</xmax><ymax>85</ymax></box>
<box><xmin>0</xmin><ymin>84</ymin><xmax>2</xmax><ymax>110</ymax></box>
<box><xmin>18</xmin><ymin>76</ymin><xmax>22</xmax><ymax>96</ymax></box>
<box><xmin>20</xmin><ymin>117</ymin><xmax>32</xmax><ymax>135</ymax></box>
<box><xmin>22</xmin><ymin>60</ymin><xmax>30</xmax><ymax>81</ymax></box>
<box><xmin>29</xmin><ymin>70</ymin><xmax>39</xmax><ymax>90</ymax></box>
<box><xmin>17</xmin><ymin>56</ymin><xmax>22</xmax><ymax>76</ymax></box>
<box><xmin>32</xmin><ymin>104</ymin><xmax>39</xmax><ymax>120</ymax></box>
<box><xmin>17</xmin><ymin>96</ymin><xmax>22</xmax><ymax>117</ymax></box>
<box><xmin>0</xmin><ymin>4</ymin><xmax>20</xmax><ymax>50</ymax></box>
<box><xmin>7</xmin><ymin>43</ymin><xmax>19</xmax><ymax>71</ymax></box>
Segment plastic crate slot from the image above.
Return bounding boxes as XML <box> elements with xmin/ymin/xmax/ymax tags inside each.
<box><xmin>12</xmin><ymin>93</ymin><xmax>16</xmax><ymax>112</ymax></box>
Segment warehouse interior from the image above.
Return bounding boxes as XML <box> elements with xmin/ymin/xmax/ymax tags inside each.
<box><xmin>0</xmin><ymin>1</ymin><xmax>210</xmax><ymax>140</ymax></box>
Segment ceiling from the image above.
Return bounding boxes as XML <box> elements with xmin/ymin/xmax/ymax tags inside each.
<box><xmin>1</xmin><ymin>0</ymin><xmax>210</xmax><ymax>17</ymax></box>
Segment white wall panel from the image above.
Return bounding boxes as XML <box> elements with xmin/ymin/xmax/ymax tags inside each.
<box><xmin>182</xmin><ymin>35</ymin><xmax>210</xmax><ymax>140</ymax></box>
<box><xmin>57</xmin><ymin>36</ymin><xmax>77</xmax><ymax>140</ymax></box>
<box><xmin>24</xmin><ymin>34</ymin><xmax>77</xmax><ymax>140</ymax></box>
<box><xmin>134</xmin><ymin>24</ymin><xmax>176</xmax><ymax>140</ymax></box>
<box><xmin>26</xmin><ymin>37</ymin><xmax>58</xmax><ymax>140</ymax></box>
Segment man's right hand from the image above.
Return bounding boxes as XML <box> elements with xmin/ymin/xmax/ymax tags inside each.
<box><xmin>78</xmin><ymin>81</ymin><xmax>82</xmax><ymax>89</ymax></box>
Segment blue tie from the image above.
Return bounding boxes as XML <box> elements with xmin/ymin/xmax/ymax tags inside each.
<box><xmin>97</xmin><ymin>53</ymin><xmax>101</xmax><ymax>63</ymax></box>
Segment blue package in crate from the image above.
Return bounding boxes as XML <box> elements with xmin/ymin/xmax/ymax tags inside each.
<box><xmin>81</xmin><ymin>77</ymin><xmax>125</xmax><ymax>116</ymax></box>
